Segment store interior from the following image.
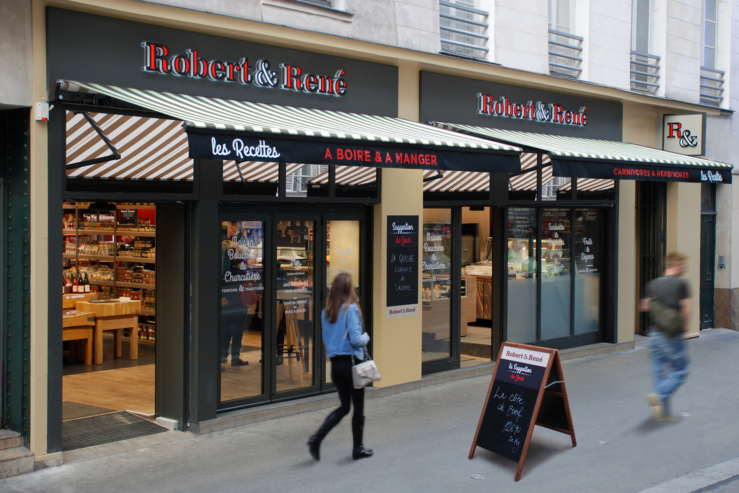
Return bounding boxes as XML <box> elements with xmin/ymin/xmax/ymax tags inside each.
<box><xmin>422</xmin><ymin>207</ymin><xmax>493</xmax><ymax>367</ymax></box>
<box><xmin>61</xmin><ymin>202</ymin><xmax>158</xmax><ymax>431</ymax></box>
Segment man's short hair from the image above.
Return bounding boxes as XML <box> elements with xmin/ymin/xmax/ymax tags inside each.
<box><xmin>666</xmin><ymin>252</ymin><xmax>687</xmax><ymax>268</ymax></box>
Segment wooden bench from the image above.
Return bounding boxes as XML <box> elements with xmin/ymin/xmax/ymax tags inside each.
<box><xmin>62</xmin><ymin>311</ymin><xmax>96</xmax><ymax>366</ymax></box>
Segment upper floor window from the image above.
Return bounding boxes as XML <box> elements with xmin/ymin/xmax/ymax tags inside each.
<box><xmin>631</xmin><ymin>0</ymin><xmax>650</xmax><ymax>53</ymax></box>
<box><xmin>297</xmin><ymin>0</ymin><xmax>332</xmax><ymax>7</ymax></box>
<box><xmin>703</xmin><ymin>0</ymin><xmax>717</xmax><ymax>69</ymax></box>
<box><xmin>549</xmin><ymin>0</ymin><xmax>571</xmax><ymax>33</ymax></box>
<box><xmin>439</xmin><ymin>0</ymin><xmax>490</xmax><ymax>60</ymax></box>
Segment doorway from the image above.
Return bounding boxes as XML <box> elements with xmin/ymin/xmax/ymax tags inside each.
<box><xmin>699</xmin><ymin>183</ymin><xmax>716</xmax><ymax>329</ymax></box>
<box><xmin>421</xmin><ymin>206</ymin><xmax>496</xmax><ymax>375</ymax></box>
<box><xmin>218</xmin><ymin>209</ymin><xmax>369</xmax><ymax>409</ymax></box>
<box><xmin>637</xmin><ymin>182</ymin><xmax>667</xmax><ymax>334</ymax></box>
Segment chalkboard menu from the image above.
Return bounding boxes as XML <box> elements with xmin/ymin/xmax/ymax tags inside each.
<box><xmin>387</xmin><ymin>215</ymin><xmax>419</xmax><ymax>318</ymax></box>
<box><xmin>469</xmin><ymin>343</ymin><xmax>576</xmax><ymax>482</ymax></box>
<box><xmin>575</xmin><ymin>208</ymin><xmax>601</xmax><ymax>274</ymax></box>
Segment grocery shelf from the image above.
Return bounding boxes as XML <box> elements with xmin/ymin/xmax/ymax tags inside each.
<box><xmin>116</xmin><ymin>281</ymin><xmax>156</xmax><ymax>290</ymax></box>
<box><xmin>116</xmin><ymin>230</ymin><xmax>156</xmax><ymax>236</ymax></box>
<box><xmin>64</xmin><ymin>229</ymin><xmax>156</xmax><ymax>237</ymax></box>
<box><xmin>140</xmin><ymin>309</ymin><xmax>156</xmax><ymax>316</ymax></box>
<box><xmin>89</xmin><ymin>279</ymin><xmax>115</xmax><ymax>286</ymax></box>
<box><xmin>116</xmin><ymin>256</ymin><xmax>156</xmax><ymax>264</ymax></box>
<box><xmin>63</xmin><ymin>254</ymin><xmax>116</xmax><ymax>262</ymax></box>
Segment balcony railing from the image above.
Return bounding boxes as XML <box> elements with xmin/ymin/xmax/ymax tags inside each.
<box><xmin>548</xmin><ymin>29</ymin><xmax>583</xmax><ymax>79</ymax></box>
<box><xmin>439</xmin><ymin>1</ymin><xmax>489</xmax><ymax>59</ymax></box>
<box><xmin>700</xmin><ymin>67</ymin><xmax>725</xmax><ymax>107</ymax></box>
<box><xmin>630</xmin><ymin>51</ymin><xmax>660</xmax><ymax>95</ymax></box>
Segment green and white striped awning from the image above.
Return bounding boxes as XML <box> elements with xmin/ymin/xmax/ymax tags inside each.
<box><xmin>433</xmin><ymin>123</ymin><xmax>733</xmax><ymax>184</ymax></box>
<box><xmin>58</xmin><ymin>81</ymin><xmax>522</xmax><ymax>174</ymax></box>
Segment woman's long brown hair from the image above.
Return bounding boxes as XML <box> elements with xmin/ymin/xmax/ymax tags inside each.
<box><xmin>325</xmin><ymin>273</ymin><xmax>361</xmax><ymax>324</ymax></box>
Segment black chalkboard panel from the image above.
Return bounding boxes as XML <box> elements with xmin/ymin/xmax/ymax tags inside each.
<box><xmin>386</xmin><ymin>215</ymin><xmax>419</xmax><ymax>317</ymax></box>
<box><xmin>469</xmin><ymin>343</ymin><xmax>576</xmax><ymax>482</ymax></box>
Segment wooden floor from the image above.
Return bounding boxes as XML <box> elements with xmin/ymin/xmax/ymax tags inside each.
<box><xmin>63</xmin><ymin>364</ymin><xmax>155</xmax><ymax>416</ymax></box>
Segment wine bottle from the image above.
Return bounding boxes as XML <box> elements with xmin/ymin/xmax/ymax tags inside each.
<box><xmin>84</xmin><ymin>273</ymin><xmax>91</xmax><ymax>293</ymax></box>
<box><xmin>72</xmin><ymin>274</ymin><xmax>79</xmax><ymax>293</ymax></box>
<box><xmin>65</xmin><ymin>274</ymin><xmax>72</xmax><ymax>294</ymax></box>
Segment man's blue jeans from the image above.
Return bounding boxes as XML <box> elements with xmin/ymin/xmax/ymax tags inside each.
<box><xmin>649</xmin><ymin>330</ymin><xmax>690</xmax><ymax>416</ymax></box>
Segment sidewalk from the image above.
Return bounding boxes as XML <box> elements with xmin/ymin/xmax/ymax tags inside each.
<box><xmin>3</xmin><ymin>329</ymin><xmax>739</xmax><ymax>493</ymax></box>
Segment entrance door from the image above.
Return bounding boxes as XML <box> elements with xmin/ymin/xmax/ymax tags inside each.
<box><xmin>637</xmin><ymin>182</ymin><xmax>667</xmax><ymax>334</ymax></box>
<box><xmin>699</xmin><ymin>184</ymin><xmax>717</xmax><ymax>329</ymax></box>
<box><xmin>219</xmin><ymin>210</ymin><xmax>368</xmax><ymax>409</ymax></box>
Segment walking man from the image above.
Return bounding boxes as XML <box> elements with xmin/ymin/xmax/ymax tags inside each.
<box><xmin>640</xmin><ymin>252</ymin><xmax>692</xmax><ymax>422</ymax></box>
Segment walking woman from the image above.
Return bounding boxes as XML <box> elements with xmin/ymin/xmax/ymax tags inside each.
<box><xmin>308</xmin><ymin>273</ymin><xmax>373</xmax><ymax>461</ymax></box>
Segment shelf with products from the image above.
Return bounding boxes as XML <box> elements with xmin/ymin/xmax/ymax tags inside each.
<box><xmin>62</xmin><ymin>203</ymin><xmax>157</xmax><ymax>341</ymax></box>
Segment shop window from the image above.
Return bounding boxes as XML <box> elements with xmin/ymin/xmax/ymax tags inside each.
<box><xmin>574</xmin><ymin>209</ymin><xmax>602</xmax><ymax>334</ymax></box>
<box><xmin>507</xmin><ymin>207</ymin><xmax>537</xmax><ymax>344</ymax></box>
<box><xmin>422</xmin><ymin>209</ymin><xmax>453</xmax><ymax>364</ymax></box>
<box><xmin>541</xmin><ymin>208</ymin><xmax>571</xmax><ymax>340</ymax></box>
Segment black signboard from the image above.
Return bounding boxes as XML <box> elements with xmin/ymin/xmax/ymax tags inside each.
<box><xmin>118</xmin><ymin>209</ymin><xmax>137</xmax><ymax>225</ymax></box>
<box><xmin>187</xmin><ymin>130</ymin><xmax>521</xmax><ymax>174</ymax></box>
<box><xmin>553</xmin><ymin>159</ymin><xmax>733</xmax><ymax>184</ymax></box>
<box><xmin>470</xmin><ymin>343</ymin><xmax>576</xmax><ymax>482</ymax></box>
<box><xmin>387</xmin><ymin>215</ymin><xmax>419</xmax><ymax>318</ymax></box>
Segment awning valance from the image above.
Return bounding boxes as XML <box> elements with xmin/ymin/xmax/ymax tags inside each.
<box><xmin>60</xmin><ymin>81</ymin><xmax>522</xmax><ymax>174</ymax></box>
<box><xmin>433</xmin><ymin>123</ymin><xmax>733</xmax><ymax>184</ymax></box>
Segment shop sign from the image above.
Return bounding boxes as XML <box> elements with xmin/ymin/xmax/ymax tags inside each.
<box><xmin>477</xmin><ymin>94</ymin><xmax>588</xmax><ymax>127</ymax></box>
<box><xmin>386</xmin><ymin>216</ymin><xmax>419</xmax><ymax>318</ymax></box>
<box><xmin>142</xmin><ymin>42</ymin><xmax>347</xmax><ymax>97</ymax></box>
<box><xmin>469</xmin><ymin>343</ymin><xmax>575</xmax><ymax>482</ymax></box>
<box><xmin>188</xmin><ymin>132</ymin><xmax>521</xmax><ymax>173</ymax></box>
<box><xmin>662</xmin><ymin>114</ymin><xmax>705</xmax><ymax>156</ymax></box>
<box><xmin>552</xmin><ymin>159</ymin><xmax>732</xmax><ymax>184</ymax></box>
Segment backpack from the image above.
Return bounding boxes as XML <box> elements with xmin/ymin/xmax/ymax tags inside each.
<box><xmin>649</xmin><ymin>295</ymin><xmax>683</xmax><ymax>337</ymax></box>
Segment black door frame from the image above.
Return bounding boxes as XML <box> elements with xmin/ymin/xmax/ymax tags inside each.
<box><xmin>217</xmin><ymin>207</ymin><xmax>372</xmax><ymax>411</ymax></box>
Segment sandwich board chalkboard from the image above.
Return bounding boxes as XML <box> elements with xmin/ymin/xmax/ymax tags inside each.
<box><xmin>469</xmin><ymin>342</ymin><xmax>576</xmax><ymax>481</ymax></box>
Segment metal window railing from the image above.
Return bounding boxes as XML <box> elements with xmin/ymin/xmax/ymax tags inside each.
<box><xmin>700</xmin><ymin>66</ymin><xmax>724</xmax><ymax>107</ymax></box>
<box><xmin>439</xmin><ymin>1</ymin><xmax>489</xmax><ymax>59</ymax></box>
<box><xmin>630</xmin><ymin>51</ymin><xmax>660</xmax><ymax>95</ymax></box>
<box><xmin>548</xmin><ymin>29</ymin><xmax>583</xmax><ymax>79</ymax></box>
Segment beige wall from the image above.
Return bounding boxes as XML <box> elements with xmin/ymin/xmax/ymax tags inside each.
<box><xmin>371</xmin><ymin>64</ymin><xmax>424</xmax><ymax>387</ymax></box>
<box><xmin>666</xmin><ymin>182</ymin><xmax>702</xmax><ymax>336</ymax></box>
<box><xmin>30</xmin><ymin>0</ymin><xmax>56</xmax><ymax>462</ymax></box>
<box><xmin>0</xmin><ymin>0</ymin><xmax>32</xmax><ymax>108</ymax></box>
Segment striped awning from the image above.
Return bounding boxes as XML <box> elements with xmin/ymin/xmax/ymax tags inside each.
<box><xmin>59</xmin><ymin>81</ymin><xmax>522</xmax><ymax>174</ymax></box>
<box><xmin>559</xmin><ymin>178</ymin><xmax>615</xmax><ymax>192</ymax></box>
<box><xmin>308</xmin><ymin>166</ymin><xmax>377</xmax><ymax>186</ymax></box>
<box><xmin>433</xmin><ymin>123</ymin><xmax>733</xmax><ymax>184</ymax></box>
<box><xmin>66</xmin><ymin>111</ymin><xmax>193</xmax><ymax>180</ymax></box>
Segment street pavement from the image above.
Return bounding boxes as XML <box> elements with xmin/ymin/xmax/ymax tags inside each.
<box><xmin>2</xmin><ymin>329</ymin><xmax>739</xmax><ymax>493</ymax></box>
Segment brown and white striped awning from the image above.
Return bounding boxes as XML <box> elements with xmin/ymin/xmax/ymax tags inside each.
<box><xmin>223</xmin><ymin>162</ymin><xmax>305</xmax><ymax>182</ymax></box>
<box><xmin>558</xmin><ymin>178</ymin><xmax>615</xmax><ymax>192</ymax></box>
<box><xmin>66</xmin><ymin>111</ymin><xmax>193</xmax><ymax>180</ymax></box>
<box><xmin>308</xmin><ymin>166</ymin><xmax>377</xmax><ymax>186</ymax></box>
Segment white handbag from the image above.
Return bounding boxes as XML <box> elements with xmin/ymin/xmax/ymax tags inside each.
<box><xmin>344</xmin><ymin>320</ymin><xmax>381</xmax><ymax>389</ymax></box>
<box><xmin>351</xmin><ymin>348</ymin><xmax>381</xmax><ymax>389</ymax></box>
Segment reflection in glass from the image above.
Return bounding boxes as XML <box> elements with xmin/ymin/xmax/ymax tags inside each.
<box><xmin>460</xmin><ymin>207</ymin><xmax>492</xmax><ymax>367</ymax></box>
<box><xmin>422</xmin><ymin>209</ymin><xmax>452</xmax><ymax>362</ymax></box>
<box><xmin>574</xmin><ymin>209</ymin><xmax>601</xmax><ymax>334</ymax></box>
<box><xmin>276</xmin><ymin>220</ymin><xmax>315</xmax><ymax>392</ymax></box>
<box><xmin>507</xmin><ymin>208</ymin><xmax>537</xmax><ymax>344</ymax></box>
<box><xmin>325</xmin><ymin>220</ymin><xmax>361</xmax><ymax>384</ymax></box>
<box><xmin>220</xmin><ymin>220</ymin><xmax>265</xmax><ymax>402</ymax></box>
<box><xmin>541</xmin><ymin>209</ymin><xmax>571</xmax><ymax>340</ymax></box>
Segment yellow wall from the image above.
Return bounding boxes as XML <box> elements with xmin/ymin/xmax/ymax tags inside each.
<box><xmin>371</xmin><ymin>64</ymin><xmax>423</xmax><ymax>387</ymax></box>
<box><xmin>616</xmin><ymin>182</ymin><xmax>637</xmax><ymax>343</ymax></box>
<box><xmin>666</xmin><ymin>182</ymin><xmax>702</xmax><ymax>337</ymax></box>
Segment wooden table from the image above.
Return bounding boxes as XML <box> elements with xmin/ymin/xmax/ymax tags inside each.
<box><xmin>76</xmin><ymin>300</ymin><xmax>141</xmax><ymax>365</ymax></box>
<box><xmin>62</xmin><ymin>311</ymin><xmax>96</xmax><ymax>366</ymax></box>
<box><xmin>63</xmin><ymin>292</ymin><xmax>95</xmax><ymax>311</ymax></box>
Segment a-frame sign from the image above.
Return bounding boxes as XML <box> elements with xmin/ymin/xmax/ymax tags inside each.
<box><xmin>469</xmin><ymin>342</ymin><xmax>576</xmax><ymax>481</ymax></box>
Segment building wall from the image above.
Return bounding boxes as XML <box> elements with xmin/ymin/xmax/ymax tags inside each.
<box><xmin>662</xmin><ymin>0</ymin><xmax>702</xmax><ymax>104</ymax></box>
<box><xmin>586</xmin><ymin>0</ymin><xmax>631</xmax><ymax>91</ymax></box>
<box><xmin>493</xmin><ymin>0</ymin><xmax>548</xmax><ymax>72</ymax></box>
<box><xmin>0</xmin><ymin>0</ymin><xmax>32</xmax><ymax>108</ymax></box>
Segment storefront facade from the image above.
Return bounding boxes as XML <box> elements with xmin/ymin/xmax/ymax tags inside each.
<box><xmin>23</xmin><ymin>1</ymin><xmax>730</xmax><ymax>465</ymax></box>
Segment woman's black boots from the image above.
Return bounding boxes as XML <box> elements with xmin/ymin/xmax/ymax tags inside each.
<box><xmin>308</xmin><ymin>411</ymin><xmax>343</xmax><ymax>461</ymax></box>
<box><xmin>352</xmin><ymin>417</ymin><xmax>373</xmax><ymax>460</ymax></box>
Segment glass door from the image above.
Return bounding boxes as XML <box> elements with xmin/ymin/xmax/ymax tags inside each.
<box><xmin>219</xmin><ymin>218</ymin><xmax>268</xmax><ymax>406</ymax></box>
<box><xmin>273</xmin><ymin>214</ymin><xmax>319</xmax><ymax>398</ymax></box>
<box><xmin>323</xmin><ymin>216</ymin><xmax>364</xmax><ymax>387</ymax></box>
